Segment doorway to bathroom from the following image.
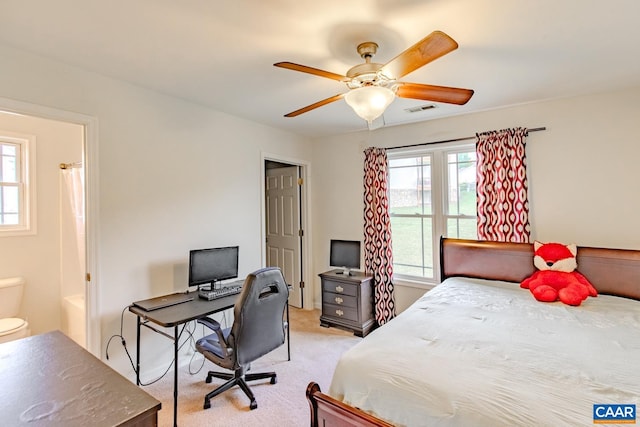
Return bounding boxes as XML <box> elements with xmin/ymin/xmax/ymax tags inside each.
<box><xmin>0</xmin><ymin>98</ymin><xmax>98</xmax><ymax>354</ymax></box>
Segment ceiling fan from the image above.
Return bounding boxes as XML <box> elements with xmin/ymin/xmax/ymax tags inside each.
<box><xmin>274</xmin><ymin>31</ymin><xmax>474</xmax><ymax>124</ymax></box>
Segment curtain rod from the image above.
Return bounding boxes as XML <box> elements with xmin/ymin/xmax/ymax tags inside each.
<box><xmin>387</xmin><ymin>127</ymin><xmax>546</xmax><ymax>151</ymax></box>
<box><xmin>59</xmin><ymin>161</ymin><xmax>82</xmax><ymax>169</ymax></box>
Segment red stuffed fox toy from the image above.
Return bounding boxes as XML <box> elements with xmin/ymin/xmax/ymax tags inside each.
<box><xmin>520</xmin><ymin>241</ymin><xmax>598</xmax><ymax>306</ymax></box>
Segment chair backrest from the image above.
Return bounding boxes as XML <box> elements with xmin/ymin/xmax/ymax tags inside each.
<box><xmin>230</xmin><ymin>267</ymin><xmax>289</xmax><ymax>366</ymax></box>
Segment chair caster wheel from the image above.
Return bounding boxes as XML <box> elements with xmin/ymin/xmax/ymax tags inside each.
<box><xmin>204</xmin><ymin>399</ymin><xmax>211</xmax><ymax>409</ymax></box>
<box><xmin>270</xmin><ymin>376</ymin><xmax>277</xmax><ymax>385</ymax></box>
<box><xmin>250</xmin><ymin>400</ymin><xmax>257</xmax><ymax>410</ymax></box>
<box><xmin>205</xmin><ymin>374</ymin><xmax>212</xmax><ymax>384</ymax></box>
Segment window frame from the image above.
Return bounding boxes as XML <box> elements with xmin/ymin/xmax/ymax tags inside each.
<box><xmin>0</xmin><ymin>131</ymin><xmax>36</xmax><ymax>236</ymax></box>
<box><xmin>388</xmin><ymin>142</ymin><xmax>476</xmax><ymax>284</ymax></box>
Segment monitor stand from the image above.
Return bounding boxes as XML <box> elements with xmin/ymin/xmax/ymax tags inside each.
<box><xmin>336</xmin><ymin>267</ymin><xmax>351</xmax><ymax>276</ymax></box>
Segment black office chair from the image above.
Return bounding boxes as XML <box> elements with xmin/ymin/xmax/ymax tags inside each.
<box><xmin>195</xmin><ymin>267</ymin><xmax>289</xmax><ymax>410</ymax></box>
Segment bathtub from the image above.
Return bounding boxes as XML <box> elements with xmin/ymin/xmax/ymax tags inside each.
<box><xmin>62</xmin><ymin>294</ymin><xmax>86</xmax><ymax>348</ymax></box>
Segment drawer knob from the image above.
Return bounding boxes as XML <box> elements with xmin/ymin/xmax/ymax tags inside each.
<box><xmin>335</xmin><ymin>296</ymin><xmax>343</xmax><ymax>304</ymax></box>
<box><xmin>336</xmin><ymin>309</ymin><xmax>344</xmax><ymax>317</ymax></box>
<box><xmin>335</xmin><ymin>285</ymin><xmax>344</xmax><ymax>293</ymax></box>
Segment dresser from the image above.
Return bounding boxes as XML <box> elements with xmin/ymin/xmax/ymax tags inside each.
<box><xmin>319</xmin><ymin>270</ymin><xmax>374</xmax><ymax>337</ymax></box>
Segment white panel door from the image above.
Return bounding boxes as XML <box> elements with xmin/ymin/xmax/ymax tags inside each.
<box><xmin>266</xmin><ymin>166</ymin><xmax>302</xmax><ymax>308</ymax></box>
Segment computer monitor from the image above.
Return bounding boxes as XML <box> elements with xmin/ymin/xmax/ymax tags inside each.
<box><xmin>188</xmin><ymin>246</ymin><xmax>239</xmax><ymax>289</ymax></box>
<box><xmin>329</xmin><ymin>239</ymin><xmax>361</xmax><ymax>275</ymax></box>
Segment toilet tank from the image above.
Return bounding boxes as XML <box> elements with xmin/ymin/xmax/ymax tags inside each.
<box><xmin>0</xmin><ymin>277</ymin><xmax>25</xmax><ymax>318</ymax></box>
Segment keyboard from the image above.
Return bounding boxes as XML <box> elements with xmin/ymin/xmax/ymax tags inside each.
<box><xmin>198</xmin><ymin>284</ymin><xmax>243</xmax><ymax>301</ymax></box>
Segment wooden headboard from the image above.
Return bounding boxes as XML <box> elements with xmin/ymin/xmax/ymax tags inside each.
<box><xmin>440</xmin><ymin>237</ymin><xmax>640</xmax><ymax>301</ymax></box>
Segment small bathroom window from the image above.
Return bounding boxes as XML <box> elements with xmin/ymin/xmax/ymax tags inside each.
<box><xmin>0</xmin><ymin>131</ymin><xmax>36</xmax><ymax>236</ymax></box>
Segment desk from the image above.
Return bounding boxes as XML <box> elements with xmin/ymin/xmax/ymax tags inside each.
<box><xmin>129</xmin><ymin>286</ymin><xmax>290</xmax><ymax>427</ymax></box>
<box><xmin>0</xmin><ymin>330</ymin><xmax>161</xmax><ymax>426</ymax></box>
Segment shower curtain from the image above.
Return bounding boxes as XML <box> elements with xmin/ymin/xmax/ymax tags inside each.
<box><xmin>60</xmin><ymin>164</ymin><xmax>86</xmax><ymax>347</ymax></box>
<box><xmin>62</xmin><ymin>166</ymin><xmax>85</xmax><ymax>271</ymax></box>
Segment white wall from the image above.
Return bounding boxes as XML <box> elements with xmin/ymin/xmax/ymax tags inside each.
<box><xmin>0</xmin><ymin>113</ymin><xmax>83</xmax><ymax>335</ymax></box>
<box><xmin>311</xmin><ymin>87</ymin><xmax>640</xmax><ymax>311</ymax></box>
<box><xmin>0</xmin><ymin>44</ymin><xmax>313</xmax><ymax>377</ymax></box>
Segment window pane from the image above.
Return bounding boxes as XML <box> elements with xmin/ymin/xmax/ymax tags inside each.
<box><xmin>448</xmin><ymin>161</ymin><xmax>460</xmax><ymax>215</ymax></box>
<box><xmin>447</xmin><ymin>217</ymin><xmax>477</xmax><ymax>240</ymax></box>
<box><xmin>2</xmin><ymin>186</ymin><xmax>18</xmax><ymax>214</ymax></box>
<box><xmin>391</xmin><ymin>216</ymin><xmax>423</xmax><ymax>268</ymax></box>
<box><xmin>390</xmin><ymin>165</ymin><xmax>421</xmax><ymax>215</ymax></box>
<box><xmin>389</xmin><ymin>157</ymin><xmax>418</xmax><ymax>168</ymax></box>
<box><xmin>1</xmin><ymin>143</ymin><xmax>18</xmax><ymax>183</ymax></box>
<box><xmin>389</xmin><ymin>156</ymin><xmax>431</xmax><ymax>215</ymax></box>
<box><xmin>1</xmin><ymin>144</ymin><xmax>16</xmax><ymax>155</ymax></box>
<box><xmin>421</xmin><ymin>218</ymin><xmax>434</xmax><ymax>278</ymax></box>
<box><xmin>447</xmin><ymin>151</ymin><xmax>476</xmax><ymax>216</ymax></box>
<box><xmin>421</xmin><ymin>161</ymin><xmax>432</xmax><ymax>215</ymax></box>
<box><xmin>0</xmin><ymin>138</ymin><xmax>28</xmax><ymax>231</ymax></box>
<box><xmin>390</xmin><ymin>215</ymin><xmax>434</xmax><ymax>279</ymax></box>
<box><xmin>2</xmin><ymin>213</ymin><xmax>19</xmax><ymax>225</ymax></box>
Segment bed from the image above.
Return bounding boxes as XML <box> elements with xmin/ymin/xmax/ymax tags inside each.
<box><xmin>306</xmin><ymin>238</ymin><xmax>640</xmax><ymax>426</ymax></box>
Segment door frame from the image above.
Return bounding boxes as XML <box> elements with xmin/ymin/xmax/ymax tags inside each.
<box><xmin>0</xmin><ymin>96</ymin><xmax>100</xmax><ymax>355</ymax></box>
<box><xmin>260</xmin><ymin>152</ymin><xmax>313</xmax><ymax>310</ymax></box>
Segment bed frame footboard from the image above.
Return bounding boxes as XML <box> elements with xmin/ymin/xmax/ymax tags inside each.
<box><xmin>306</xmin><ymin>382</ymin><xmax>393</xmax><ymax>427</ymax></box>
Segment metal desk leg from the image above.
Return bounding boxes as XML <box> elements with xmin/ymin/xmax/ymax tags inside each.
<box><xmin>173</xmin><ymin>325</ymin><xmax>179</xmax><ymax>427</ymax></box>
<box><xmin>286</xmin><ymin>303</ymin><xmax>290</xmax><ymax>361</ymax></box>
<box><xmin>136</xmin><ymin>316</ymin><xmax>141</xmax><ymax>386</ymax></box>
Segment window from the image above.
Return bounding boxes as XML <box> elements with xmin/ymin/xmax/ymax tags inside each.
<box><xmin>0</xmin><ymin>132</ymin><xmax>35</xmax><ymax>235</ymax></box>
<box><xmin>0</xmin><ymin>142</ymin><xmax>20</xmax><ymax>225</ymax></box>
<box><xmin>389</xmin><ymin>144</ymin><xmax>477</xmax><ymax>282</ymax></box>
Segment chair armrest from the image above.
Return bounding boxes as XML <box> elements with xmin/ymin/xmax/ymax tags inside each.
<box><xmin>197</xmin><ymin>317</ymin><xmax>232</xmax><ymax>357</ymax></box>
<box><xmin>197</xmin><ymin>316</ymin><xmax>221</xmax><ymax>332</ymax></box>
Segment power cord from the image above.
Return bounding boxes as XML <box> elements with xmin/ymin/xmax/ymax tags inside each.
<box><xmin>105</xmin><ymin>305</ymin><xmax>135</xmax><ymax>366</ymax></box>
<box><xmin>105</xmin><ymin>305</ymin><xmax>199</xmax><ymax>386</ymax></box>
<box><xmin>188</xmin><ymin>320</ymin><xmax>206</xmax><ymax>375</ymax></box>
<box><xmin>187</xmin><ymin>310</ymin><xmax>231</xmax><ymax>376</ymax></box>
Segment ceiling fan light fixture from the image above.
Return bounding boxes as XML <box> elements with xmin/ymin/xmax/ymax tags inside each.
<box><xmin>344</xmin><ymin>86</ymin><xmax>395</xmax><ymax>124</ymax></box>
<box><xmin>275</xmin><ymin>31</ymin><xmax>473</xmax><ymax>122</ymax></box>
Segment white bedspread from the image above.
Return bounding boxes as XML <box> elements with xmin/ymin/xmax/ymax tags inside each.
<box><xmin>329</xmin><ymin>277</ymin><xmax>640</xmax><ymax>426</ymax></box>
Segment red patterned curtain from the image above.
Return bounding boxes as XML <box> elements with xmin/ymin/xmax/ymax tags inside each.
<box><xmin>363</xmin><ymin>147</ymin><xmax>395</xmax><ymax>325</ymax></box>
<box><xmin>476</xmin><ymin>127</ymin><xmax>531</xmax><ymax>242</ymax></box>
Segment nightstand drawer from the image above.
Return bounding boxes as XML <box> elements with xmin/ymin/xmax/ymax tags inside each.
<box><xmin>322</xmin><ymin>280</ymin><xmax>357</xmax><ymax>296</ymax></box>
<box><xmin>322</xmin><ymin>291</ymin><xmax>358</xmax><ymax>308</ymax></box>
<box><xmin>322</xmin><ymin>303</ymin><xmax>358</xmax><ymax>323</ymax></box>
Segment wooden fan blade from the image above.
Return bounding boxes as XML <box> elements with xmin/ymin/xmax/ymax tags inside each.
<box><xmin>396</xmin><ymin>82</ymin><xmax>474</xmax><ymax>105</ymax></box>
<box><xmin>380</xmin><ymin>31</ymin><xmax>459</xmax><ymax>79</ymax></box>
<box><xmin>274</xmin><ymin>62</ymin><xmax>349</xmax><ymax>82</ymax></box>
<box><xmin>284</xmin><ymin>93</ymin><xmax>345</xmax><ymax>117</ymax></box>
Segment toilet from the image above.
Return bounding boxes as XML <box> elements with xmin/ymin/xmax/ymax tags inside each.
<box><xmin>0</xmin><ymin>277</ymin><xmax>30</xmax><ymax>344</ymax></box>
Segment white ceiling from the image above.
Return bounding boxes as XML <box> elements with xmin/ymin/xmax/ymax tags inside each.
<box><xmin>1</xmin><ymin>0</ymin><xmax>639</xmax><ymax>138</ymax></box>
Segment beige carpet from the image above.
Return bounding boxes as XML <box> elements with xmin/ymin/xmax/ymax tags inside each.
<box><xmin>144</xmin><ymin>308</ymin><xmax>361</xmax><ymax>427</ymax></box>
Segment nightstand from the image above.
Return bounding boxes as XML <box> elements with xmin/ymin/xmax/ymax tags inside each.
<box><xmin>319</xmin><ymin>270</ymin><xmax>374</xmax><ymax>337</ymax></box>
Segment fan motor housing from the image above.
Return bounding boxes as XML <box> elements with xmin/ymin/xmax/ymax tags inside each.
<box><xmin>346</xmin><ymin>62</ymin><xmax>383</xmax><ymax>79</ymax></box>
<box><xmin>346</xmin><ymin>63</ymin><xmax>395</xmax><ymax>90</ymax></box>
